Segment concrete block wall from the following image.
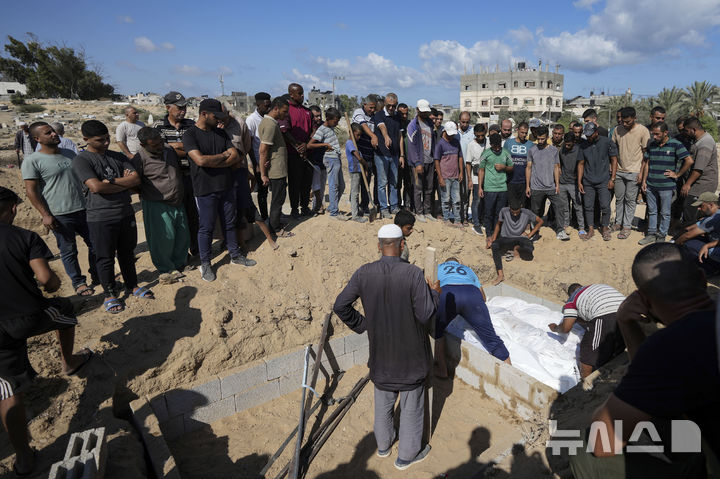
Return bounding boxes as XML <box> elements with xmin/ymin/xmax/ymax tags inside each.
<box><xmin>49</xmin><ymin>427</ymin><xmax>108</xmax><ymax>479</ymax></box>
<box><xmin>139</xmin><ymin>332</ymin><xmax>370</xmax><ymax>441</ymax></box>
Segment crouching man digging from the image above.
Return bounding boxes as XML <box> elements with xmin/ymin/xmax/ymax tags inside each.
<box><xmin>0</xmin><ymin>187</ymin><xmax>92</xmax><ymax>476</ymax></box>
<box><xmin>333</xmin><ymin>224</ymin><xmax>439</xmax><ymax>470</ymax></box>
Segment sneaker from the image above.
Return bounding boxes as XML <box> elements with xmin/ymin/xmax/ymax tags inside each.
<box><xmin>381</xmin><ymin>210</ymin><xmax>392</xmax><ymax>219</ymax></box>
<box><xmin>531</xmin><ymin>233</ymin><xmax>542</xmax><ymax>243</ymax></box>
<box><xmin>300</xmin><ymin>208</ymin><xmax>312</xmax><ymax>217</ymax></box>
<box><xmin>472</xmin><ymin>225</ymin><xmax>484</xmax><ymax>236</ymax></box>
<box><xmin>390</xmin><ymin>207</ymin><xmax>400</xmax><ymax>214</ymax></box>
<box><xmin>416</xmin><ymin>214</ymin><xmax>427</xmax><ymax>223</ymax></box>
<box><xmin>394</xmin><ymin>444</ymin><xmax>431</xmax><ymax>470</ymax></box>
<box><xmin>378</xmin><ymin>430</ymin><xmax>397</xmax><ymax>458</ymax></box>
<box><xmin>352</xmin><ymin>216</ymin><xmax>368</xmax><ymax>223</ymax></box>
<box><xmin>231</xmin><ymin>255</ymin><xmax>257</xmax><ymax>267</ymax></box>
<box><xmin>200</xmin><ymin>263</ymin><xmax>215</xmax><ymax>282</ymax></box>
<box><xmin>330</xmin><ymin>214</ymin><xmax>348</xmax><ymax>221</ymax></box>
<box><xmin>638</xmin><ymin>234</ymin><xmax>658</xmax><ymax>245</ymax></box>
<box><xmin>656</xmin><ymin>234</ymin><xmax>667</xmax><ymax>243</ymax></box>
<box><xmin>556</xmin><ymin>230</ymin><xmax>570</xmax><ymax>241</ymax></box>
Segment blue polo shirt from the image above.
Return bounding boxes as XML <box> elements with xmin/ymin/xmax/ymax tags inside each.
<box><xmin>438</xmin><ymin>261</ymin><xmax>482</xmax><ymax>288</ymax></box>
<box><xmin>645</xmin><ymin>138</ymin><xmax>690</xmax><ymax>190</ymax></box>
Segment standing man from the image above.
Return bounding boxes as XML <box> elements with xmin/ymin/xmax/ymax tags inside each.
<box><xmin>551</xmin><ymin>124</ymin><xmax>565</xmax><ymax>148</ymax></box>
<box><xmin>14</xmin><ymin>122</ymin><xmax>36</xmax><ymax>167</ymax></box>
<box><xmin>681</xmin><ymin>116</ymin><xmax>718</xmax><ymax>225</ymax></box>
<box><xmin>525</xmin><ymin>126</ymin><xmax>568</xmax><ymax>240</ymax></box>
<box><xmin>153</xmin><ymin>92</ymin><xmax>199</xmax><ymax>258</ymax></box>
<box><xmin>500</xmin><ymin>119</ymin><xmax>513</xmax><ymax>146</ymax></box>
<box><xmin>612</xmin><ymin>107</ymin><xmax>650</xmax><ymax>239</ymax></box>
<box><xmin>22</xmin><ymin>122</ymin><xmax>98</xmax><ymax>296</ymax></box>
<box><xmin>116</xmin><ymin>106</ymin><xmax>146</xmax><ymax>158</ymax></box>
<box><xmin>647</xmin><ymin>106</ymin><xmax>666</xmax><ymax>129</ymax></box>
<box><xmin>504</xmin><ymin>122</ymin><xmax>533</xmax><ymax>204</ymax></box>
<box><xmin>373</xmin><ymin>93</ymin><xmax>403</xmax><ymax>218</ymax></box>
<box><xmin>466</xmin><ymin>124</ymin><xmax>488</xmax><ymax>235</ymax></box>
<box><xmin>35</xmin><ymin>122</ymin><xmax>78</xmax><ymax>155</ymax></box>
<box><xmin>639</xmin><ymin>121</ymin><xmax>693</xmax><ymax>245</ymax></box>
<box><xmin>259</xmin><ymin>97</ymin><xmax>293</xmax><ymax>238</ymax></box>
<box><xmin>581</xmin><ymin>109</ymin><xmax>609</xmax><ymax>137</ymax></box>
<box><xmin>578</xmin><ymin>122</ymin><xmax>619</xmax><ymax>241</ymax></box>
<box><xmin>281</xmin><ymin>83</ymin><xmax>313</xmax><ymax>218</ymax></box>
<box><xmin>245</xmin><ymin>92</ymin><xmax>272</xmax><ymax>220</ymax></box>
<box><xmin>183</xmin><ymin>99</ymin><xmax>250</xmax><ymax>283</ymax></box>
<box><xmin>397</xmin><ymin>103</ymin><xmax>413</xmax><ymax>210</ymax></box>
<box><xmin>407</xmin><ymin>99</ymin><xmax>436</xmax><ymax>222</ymax></box>
<box><xmin>353</xmin><ymin>96</ymin><xmax>379</xmax><ymax>214</ymax></box>
<box><xmin>457</xmin><ymin>111</ymin><xmax>474</xmax><ymax>225</ymax></box>
<box><xmin>558</xmin><ymin>133</ymin><xmax>586</xmax><ymax>236</ymax></box>
<box><xmin>131</xmin><ymin>127</ymin><xmax>190</xmax><ymax>282</ymax></box>
<box><xmin>333</xmin><ymin>224</ymin><xmax>438</xmax><ymax>471</ymax></box>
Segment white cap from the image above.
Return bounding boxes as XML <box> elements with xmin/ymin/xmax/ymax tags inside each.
<box><xmin>18</xmin><ymin>121</ymin><xmax>27</xmax><ymax>126</ymax></box>
<box><xmin>378</xmin><ymin>224</ymin><xmax>403</xmax><ymax>239</ymax></box>
<box><xmin>444</xmin><ymin>121</ymin><xmax>458</xmax><ymax>136</ymax></box>
<box><xmin>416</xmin><ymin>99</ymin><xmax>431</xmax><ymax>112</ymax></box>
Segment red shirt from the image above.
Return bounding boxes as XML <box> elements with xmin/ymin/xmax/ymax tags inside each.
<box><xmin>280</xmin><ymin>103</ymin><xmax>312</xmax><ymax>154</ymax></box>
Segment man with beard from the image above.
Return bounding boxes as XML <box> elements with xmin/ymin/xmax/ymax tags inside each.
<box><xmin>280</xmin><ymin>83</ymin><xmax>313</xmax><ymax>218</ymax></box>
<box><xmin>245</xmin><ymin>92</ymin><xmax>272</xmax><ymax>220</ymax></box>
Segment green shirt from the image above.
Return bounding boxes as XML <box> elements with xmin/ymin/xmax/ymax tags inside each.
<box><xmin>21</xmin><ymin>151</ymin><xmax>85</xmax><ymax>216</ymax></box>
<box><xmin>479</xmin><ymin>148</ymin><xmax>513</xmax><ymax>192</ymax></box>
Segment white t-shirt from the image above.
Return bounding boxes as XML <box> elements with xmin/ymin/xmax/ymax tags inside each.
<box><xmin>116</xmin><ymin>120</ymin><xmax>145</xmax><ymax>155</ymax></box>
<box><xmin>246</xmin><ymin>109</ymin><xmax>263</xmax><ymax>166</ymax></box>
<box><xmin>466</xmin><ymin>140</ymin><xmax>487</xmax><ymax>184</ymax></box>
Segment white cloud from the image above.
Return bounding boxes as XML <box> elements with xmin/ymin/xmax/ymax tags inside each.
<box><xmin>573</xmin><ymin>0</ymin><xmax>600</xmax><ymax>9</ymax></box>
<box><xmin>118</xmin><ymin>15</ymin><xmax>134</xmax><ymax>23</ymax></box>
<box><xmin>134</xmin><ymin>37</ymin><xmax>175</xmax><ymax>52</ymax></box>
<box><xmin>160</xmin><ymin>42</ymin><xmax>175</xmax><ymax>51</ymax></box>
<box><xmin>172</xmin><ymin>65</ymin><xmax>233</xmax><ymax>77</ymax></box>
<box><xmin>418</xmin><ymin>40</ymin><xmax>514</xmax><ymax>86</ymax></box>
<box><xmin>509</xmin><ymin>26</ymin><xmax>534</xmax><ymax>46</ymax></box>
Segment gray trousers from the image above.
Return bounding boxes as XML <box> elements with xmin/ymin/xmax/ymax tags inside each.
<box><xmin>374</xmin><ymin>384</ymin><xmax>425</xmax><ymax>461</ymax></box>
<box><xmin>614</xmin><ymin>171</ymin><xmax>640</xmax><ymax>228</ymax></box>
<box><xmin>350</xmin><ymin>172</ymin><xmax>362</xmax><ymax>218</ymax></box>
<box><xmin>559</xmin><ymin>183</ymin><xmax>585</xmax><ymax>229</ymax></box>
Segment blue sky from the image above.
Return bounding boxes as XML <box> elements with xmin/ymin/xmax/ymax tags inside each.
<box><xmin>2</xmin><ymin>0</ymin><xmax>719</xmax><ymax>106</ymax></box>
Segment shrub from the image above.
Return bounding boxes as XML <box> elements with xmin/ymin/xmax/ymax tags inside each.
<box><xmin>10</xmin><ymin>93</ymin><xmax>25</xmax><ymax>105</ymax></box>
<box><xmin>17</xmin><ymin>104</ymin><xmax>45</xmax><ymax>113</ymax></box>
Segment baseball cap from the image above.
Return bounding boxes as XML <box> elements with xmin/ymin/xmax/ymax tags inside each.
<box><xmin>18</xmin><ymin>121</ymin><xmax>27</xmax><ymax>127</ymax></box>
<box><xmin>444</xmin><ymin>121</ymin><xmax>458</xmax><ymax>136</ymax></box>
<box><xmin>378</xmin><ymin>224</ymin><xmax>403</xmax><ymax>239</ymax></box>
<box><xmin>163</xmin><ymin>91</ymin><xmax>188</xmax><ymax>107</ymax></box>
<box><xmin>529</xmin><ymin>118</ymin><xmax>542</xmax><ymax>128</ymax></box>
<box><xmin>416</xmin><ymin>99</ymin><xmax>431</xmax><ymax>112</ymax></box>
<box><xmin>583</xmin><ymin>122</ymin><xmax>598</xmax><ymax>137</ymax></box>
<box><xmin>198</xmin><ymin>98</ymin><xmax>225</xmax><ymax>116</ymax></box>
<box><xmin>691</xmin><ymin>192</ymin><xmax>719</xmax><ymax>206</ymax></box>
<box><xmin>0</xmin><ymin>187</ymin><xmax>21</xmax><ymax>204</ymax></box>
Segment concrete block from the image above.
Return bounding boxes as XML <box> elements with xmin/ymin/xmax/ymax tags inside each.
<box><xmin>129</xmin><ymin>397</ymin><xmax>182</xmax><ymax>479</ymax></box>
<box><xmin>265</xmin><ymin>347</ymin><xmax>305</xmax><ymax>380</ymax></box>
<box><xmin>62</xmin><ymin>427</ymin><xmax>107</xmax><ymax>479</ymax></box>
<box><xmin>353</xmin><ymin>347</ymin><xmax>369</xmax><ymax>366</ymax></box>
<box><xmin>501</xmin><ymin>284</ymin><xmax>541</xmax><ymax>305</ymax></box>
<box><xmin>482</xmin><ymin>382</ymin><xmax>513</xmax><ymax>409</ymax></box>
<box><xmin>278</xmin><ymin>371</ymin><xmax>304</xmax><ymax>396</ymax></box>
<box><xmin>454</xmin><ymin>365</ymin><xmax>480</xmax><ymax>389</ymax></box>
<box><xmin>319</xmin><ymin>353</ymin><xmax>355</xmax><ymax>375</ymax></box>
<box><xmin>497</xmin><ymin>363</ymin><xmax>532</xmax><ymax>401</ymax></box>
<box><xmin>326</xmin><ymin>336</ymin><xmax>346</xmax><ymax>357</ymax></box>
<box><xmin>184</xmin><ymin>396</ymin><xmax>236</xmax><ymax>433</ymax></box>
<box><xmin>148</xmin><ymin>394</ymin><xmax>169</xmax><ymax>423</ymax></box>
<box><xmin>159</xmin><ymin>415</ymin><xmax>185</xmax><ymax>441</ymax></box>
<box><xmin>165</xmin><ymin>377</ymin><xmax>221</xmax><ymax>417</ymax></box>
<box><xmin>234</xmin><ymin>379</ymin><xmax>281</xmax><ymax>412</ymax></box>
<box><xmin>531</xmin><ymin>383</ymin><xmax>558</xmax><ymax>410</ymax></box>
<box><xmin>541</xmin><ymin>298</ymin><xmax>563</xmax><ymax>312</ymax></box>
<box><xmin>465</xmin><ymin>344</ymin><xmax>499</xmax><ymax>381</ymax></box>
<box><xmin>515</xmin><ymin>402</ymin><xmax>535</xmax><ymax>420</ymax></box>
<box><xmin>344</xmin><ymin>332</ymin><xmax>369</xmax><ymax>353</ymax></box>
<box><xmin>219</xmin><ymin>362</ymin><xmax>268</xmax><ymax>398</ymax></box>
<box><xmin>48</xmin><ymin>456</ymin><xmax>86</xmax><ymax>479</ymax></box>
<box><xmin>483</xmin><ymin>284</ymin><xmax>502</xmax><ymax>299</ymax></box>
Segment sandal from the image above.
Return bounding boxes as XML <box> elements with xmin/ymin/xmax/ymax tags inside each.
<box><xmin>504</xmin><ymin>252</ymin><xmax>515</xmax><ymax>262</ymax></box>
<box><xmin>276</xmin><ymin>230</ymin><xmax>295</xmax><ymax>238</ymax></box>
<box><xmin>132</xmin><ymin>286</ymin><xmax>155</xmax><ymax>299</ymax></box>
<box><xmin>583</xmin><ymin>229</ymin><xmax>595</xmax><ymax>241</ymax></box>
<box><xmin>103</xmin><ymin>298</ymin><xmax>124</xmax><ymax>314</ymax></box>
<box><xmin>617</xmin><ymin>228</ymin><xmax>631</xmax><ymax>240</ymax></box>
<box><xmin>602</xmin><ymin>229</ymin><xmax>612</xmax><ymax>241</ymax></box>
<box><xmin>75</xmin><ymin>284</ymin><xmax>95</xmax><ymax>297</ymax></box>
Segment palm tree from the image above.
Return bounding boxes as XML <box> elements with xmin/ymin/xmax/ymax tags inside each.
<box><xmin>684</xmin><ymin>81</ymin><xmax>718</xmax><ymax>117</ymax></box>
<box><xmin>654</xmin><ymin>87</ymin><xmax>686</xmax><ymax>118</ymax></box>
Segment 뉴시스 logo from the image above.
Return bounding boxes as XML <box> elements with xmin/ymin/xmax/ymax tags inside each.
<box><xmin>546</xmin><ymin>419</ymin><xmax>702</xmax><ymax>456</ymax></box>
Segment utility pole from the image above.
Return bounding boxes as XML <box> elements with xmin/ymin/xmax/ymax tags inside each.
<box><xmin>219</xmin><ymin>73</ymin><xmax>225</xmax><ymax>97</ymax></box>
<box><xmin>332</xmin><ymin>75</ymin><xmax>345</xmax><ymax>109</ymax></box>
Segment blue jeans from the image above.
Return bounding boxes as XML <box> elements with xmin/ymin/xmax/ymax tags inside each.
<box><xmin>484</xmin><ymin>191</ymin><xmax>508</xmax><ymax>235</ymax></box>
<box><xmin>440</xmin><ymin>178</ymin><xmax>460</xmax><ymax>221</ymax></box>
<box><xmin>471</xmin><ymin>183</ymin><xmax>483</xmax><ymax>227</ymax></box>
<box><xmin>52</xmin><ymin>210</ymin><xmax>98</xmax><ymax>289</ymax></box>
<box><xmin>195</xmin><ymin>189</ymin><xmax>239</xmax><ymax>264</ymax></box>
<box><xmin>374</xmin><ymin>154</ymin><xmax>399</xmax><ymax>212</ymax></box>
<box><xmin>324</xmin><ymin>157</ymin><xmax>345</xmax><ymax>215</ymax></box>
<box><xmin>646</xmin><ymin>186</ymin><xmax>673</xmax><ymax>236</ymax></box>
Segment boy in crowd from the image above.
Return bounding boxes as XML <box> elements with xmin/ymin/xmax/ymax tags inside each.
<box><xmin>487</xmin><ymin>198</ymin><xmax>543</xmax><ymax>286</ymax></box>
<box><xmin>346</xmin><ymin>123</ymin><xmax>370</xmax><ymax>223</ymax></box>
<box><xmin>72</xmin><ymin>120</ymin><xmax>153</xmax><ymax>314</ymax></box>
<box><xmin>478</xmin><ymin>133</ymin><xmax>514</xmax><ymax>239</ymax></box>
<box><xmin>308</xmin><ymin>107</ymin><xmax>345</xmax><ymax>220</ymax></box>
<box><xmin>308</xmin><ymin>105</ymin><xmax>327</xmax><ymax>215</ymax></box>
<box><xmin>465</xmin><ymin>124</ymin><xmax>488</xmax><ymax>235</ymax></box>
<box><xmin>558</xmin><ymin>133</ymin><xmax>586</xmax><ymax>236</ymax></box>
<box><xmin>434</xmin><ymin>121</ymin><xmax>464</xmax><ymax>225</ymax></box>
<box><xmin>22</xmin><ymin>121</ymin><xmax>98</xmax><ymax>296</ymax></box>
<box><xmin>394</xmin><ymin>209</ymin><xmax>415</xmax><ymax>261</ymax></box>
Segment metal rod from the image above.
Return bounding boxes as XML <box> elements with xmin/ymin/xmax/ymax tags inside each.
<box><xmin>290</xmin><ymin>346</ymin><xmax>311</xmax><ymax>479</ymax></box>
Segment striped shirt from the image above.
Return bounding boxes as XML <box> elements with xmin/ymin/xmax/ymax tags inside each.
<box><xmin>563</xmin><ymin>284</ymin><xmax>625</xmax><ymax>321</ymax></box>
<box><xmin>645</xmin><ymin>138</ymin><xmax>690</xmax><ymax>190</ymax></box>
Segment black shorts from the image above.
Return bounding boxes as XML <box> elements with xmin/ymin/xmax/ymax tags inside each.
<box><xmin>578</xmin><ymin>312</ymin><xmax>625</xmax><ymax>368</ymax></box>
<box><xmin>0</xmin><ymin>298</ymin><xmax>77</xmax><ymax>400</ymax></box>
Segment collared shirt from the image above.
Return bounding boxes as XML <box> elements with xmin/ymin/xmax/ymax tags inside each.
<box><xmin>153</xmin><ymin>116</ymin><xmax>196</xmax><ymax>170</ymax></box>
<box><xmin>333</xmin><ymin>255</ymin><xmax>438</xmax><ymax>391</ymax></box>
<box><xmin>457</xmin><ymin>126</ymin><xmax>475</xmax><ymax>160</ymax></box>
<box><xmin>279</xmin><ymin>102</ymin><xmax>312</xmax><ymax>156</ymax></box>
<box><xmin>689</xmin><ymin>132</ymin><xmax>719</xmax><ymax>197</ymax></box>
<box><xmin>374</xmin><ymin>108</ymin><xmax>401</xmax><ymax>157</ymax></box>
<box><xmin>246</xmin><ymin>109</ymin><xmax>263</xmax><ymax>167</ymax></box>
<box><xmin>645</xmin><ymin>138</ymin><xmax>690</xmax><ymax>190</ymax></box>
<box><xmin>580</xmin><ymin>136</ymin><xmax>618</xmax><ymax>185</ymax></box>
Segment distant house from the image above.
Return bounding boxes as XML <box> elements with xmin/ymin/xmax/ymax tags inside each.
<box><xmin>219</xmin><ymin>91</ymin><xmax>252</xmax><ymax>113</ymax></box>
<box><xmin>308</xmin><ymin>87</ymin><xmax>339</xmax><ymax>111</ymax></box>
<box><xmin>0</xmin><ymin>81</ymin><xmax>27</xmax><ymax>96</ymax></box>
<box><xmin>128</xmin><ymin>92</ymin><xmax>163</xmax><ymax>105</ymax></box>
<box><xmin>566</xmin><ymin>91</ymin><xmax>626</xmax><ymax>117</ymax></box>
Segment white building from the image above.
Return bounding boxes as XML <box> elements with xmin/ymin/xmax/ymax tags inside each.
<box><xmin>128</xmin><ymin>92</ymin><xmax>163</xmax><ymax>105</ymax></box>
<box><xmin>0</xmin><ymin>81</ymin><xmax>27</xmax><ymax>96</ymax></box>
<box><xmin>460</xmin><ymin>61</ymin><xmax>564</xmax><ymax>120</ymax></box>
<box><xmin>566</xmin><ymin>91</ymin><xmax>625</xmax><ymax>118</ymax></box>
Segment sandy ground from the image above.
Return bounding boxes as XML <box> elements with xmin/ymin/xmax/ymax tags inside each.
<box><xmin>0</xmin><ymin>105</ymin><xmax>656</xmax><ymax>477</ymax></box>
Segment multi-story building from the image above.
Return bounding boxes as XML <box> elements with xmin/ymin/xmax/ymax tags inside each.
<box><xmin>460</xmin><ymin>61</ymin><xmax>564</xmax><ymax>121</ymax></box>
<box><xmin>308</xmin><ymin>88</ymin><xmax>339</xmax><ymax>111</ymax></box>
<box><xmin>128</xmin><ymin>92</ymin><xmax>163</xmax><ymax>105</ymax></box>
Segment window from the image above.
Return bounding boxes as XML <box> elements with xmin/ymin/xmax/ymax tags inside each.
<box><xmin>555</xmin><ymin>100</ymin><xmax>560</xmax><ymax>107</ymax></box>
<box><xmin>524</xmin><ymin>81</ymin><xmax>535</xmax><ymax>88</ymax></box>
<box><xmin>547</xmin><ymin>97</ymin><xmax>553</xmax><ymax>108</ymax></box>
<box><xmin>465</xmin><ymin>84</ymin><xmax>470</xmax><ymax>91</ymax></box>
<box><xmin>493</xmin><ymin>97</ymin><xmax>502</xmax><ymax>106</ymax></box>
<box><xmin>7</xmin><ymin>89</ymin><xmax>15</xmax><ymax>94</ymax></box>
<box><xmin>481</xmin><ymin>83</ymin><xmax>488</xmax><ymax>88</ymax></box>
<box><xmin>498</xmin><ymin>82</ymin><xmax>506</xmax><ymax>89</ymax></box>
<box><xmin>513</xmin><ymin>81</ymin><xmax>518</xmax><ymax>87</ymax></box>
<box><xmin>547</xmin><ymin>81</ymin><xmax>553</xmax><ymax>89</ymax></box>
<box><xmin>513</xmin><ymin>98</ymin><xmax>518</xmax><ymax>105</ymax></box>
<box><xmin>464</xmin><ymin>99</ymin><xmax>472</xmax><ymax>107</ymax></box>
<box><xmin>524</xmin><ymin>99</ymin><xmax>535</xmax><ymax>106</ymax></box>
<box><xmin>540</xmin><ymin>81</ymin><xmax>544</xmax><ymax>88</ymax></box>
<box><xmin>539</xmin><ymin>98</ymin><xmax>543</xmax><ymax>105</ymax></box>
<box><xmin>481</xmin><ymin>100</ymin><xmax>489</xmax><ymax>106</ymax></box>
<box><xmin>501</xmin><ymin>96</ymin><xmax>510</xmax><ymax>106</ymax></box>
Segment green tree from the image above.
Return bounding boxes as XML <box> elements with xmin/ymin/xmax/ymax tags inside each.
<box><xmin>0</xmin><ymin>35</ymin><xmax>114</xmax><ymax>100</ymax></box>
<box><xmin>654</xmin><ymin>87</ymin><xmax>686</xmax><ymax>119</ymax></box>
<box><xmin>337</xmin><ymin>94</ymin><xmax>359</xmax><ymax>113</ymax></box>
<box><xmin>684</xmin><ymin>81</ymin><xmax>718</xmax><ymax>117</ymax></box>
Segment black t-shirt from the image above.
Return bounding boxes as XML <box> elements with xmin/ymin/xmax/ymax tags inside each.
<box><xmin>72</xmin><ymin>150</ymin><xmax>136</xmax><ymax>223</ymax></box>
<box><xmin>374</xmin><ymin>109</ymin><xmax>401</xmax><ymax>157</ymax></box>
<box><xmin>614</xmin><ymin>310</ymin><xmax>720</xmax><ymax>458</ymax></box>
<box><xmin>182</xmin><ymin>126</ymin><xmax>234</xmax><ymax>196</ymax></box>
<box><xmin>0</xmin><ymin>223</ymin><xmax>52</xmax><ymax>321</ymax></box>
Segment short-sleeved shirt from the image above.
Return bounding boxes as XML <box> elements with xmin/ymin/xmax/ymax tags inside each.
<box><xmin>457</xmin><ymin>127</ymin><xmax>475</xmax><ymax>160</ymax></box>
<box><xmin>21</xmin><ymin>151</ymin><xmax>85</xmax><ymax>216</ymax></box>
<box><xmin>562</xmin><ymin>284</ymin><xmax>625</xmax><ymax>321</ymax></box>
<box><xmin>497</xmin><ymin>207</ymin><xmax>534</xmax><ymax>237</ymax></box>
<box><xmin>312</xmin><ymin>125</ymin><xmax>341</xmax><ymax>160</ymax></box>
<box><xmin>223</xmin><ymin>117</ymin><xmax>252</xmax><ymax>157</ymax></box>
<box><xmin>689</xmin><ymin>133</ymin><xmax>719</xmax><ymax>197</ymax></box>
<box><xmin>466</xmin><ymin>139</ymin><xmax>487</xmax><ymax>184</ymax></box>
<box><xmin>438</xmin><ymin>261</ymin><xmax>481</xmax><ymax>288</ymax></box>
<box><xmin>182</xmin><ymin>126</ymin><xmax>235</xmax><ymax>196</ymax></box>
<box><xmin>374</xmin><ymin>109</ymin><xmax>401</xmax><ymax>157</ymax></box>
<box><xmin>116</xmin><ymin>120</ymin><xmax>146</xmax><ymax>155</ymax></box>
<box><xmin>645</xmin><ymin>138</ymin><xmax>690</xmax><ymax>190</ymax></box>
<box><xmin>527</xmin><ymin>144</ymin><xmax>559</xmax><ymax>190</ymax></box>
<box><xmin>245</xmin><ymin>109</ymin><xmax>263</xmax><ymax>167</ymax></box>
<box><xmin>0</xmin><ymin>223</ymin><xmax>53</xmax><ymax>321</ymax></box>
<box><xmin>352</xmin><ymin>107</ymin><xmax>376</xmax><ymax>163</ymax></box>
<box><xmin>696</xmin><ymin>211</ymin><xmax>720</xmax><ymax>241</ymax></box>
<box><xmin>613</xmin><ymin>310</ymin><xmax>720</xmax><ymax>459</ymax></box>
<box><xmin>72</xmin><ymin>150</ymin><xmax>135</xmax><ymax>222</ymax></box>
<box><xmin>580</xmin><ymin>136</ymin><xmax>618</xmax><ymax>185</ymax></box>
<box><xmin>280</xmin><ymin>103</ymin><xmax>312</xmax><ymax>156</ymax></box>
<box><xmin>503</xmin><ymin>138</ymin><xmax>534</xmax><ymax>184</ymax></box>
<box><xmin>479</xmin><ymin>148</ymin><xmax>513</xmax><ymax>192</ymax></box>
<box><xmin>258</xmin><ymin>116</ymin><xmax>288</xmax><ymax>180</ymax></box>
<box><xmin>612</xmin><ymin>123</ymin><xmax>650</xmax><ymax>173</ymax></box>
<box><xmin>559</xmin><ymin>144</ymin><xmax>581</xmax><ymax>184</ymax></box>
<box><xmin>153</xmin><ymin>116</ymin><xmax>196</xmax><ymax>170</ymax></box>
<box><xmin>346</xmin><ymin>139</ymin><xmax>361</xmax><ymax>173</ymax></box>
<box><xmin>434</xmin><ymin>137</ymin><xmax>462</xmax><ymax>179</ymax></box>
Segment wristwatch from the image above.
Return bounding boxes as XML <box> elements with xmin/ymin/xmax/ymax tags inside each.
<box><xmin>109</xmin><ymin>177</ymin><xmax>116</xmax><ymax>184</ymax></box>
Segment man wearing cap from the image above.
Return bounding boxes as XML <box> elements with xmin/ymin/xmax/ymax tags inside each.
<box><xmin>434</xmin><ymin>121</ymin><xmax>464</xmax><ymax>225</ymax></box>
<box><xmin>245</xmin><ymin>92</ymin><xmax>272</xmax><ymax>220</ymax></box>
<box><xmin>14</xmin><ymin>123</ymin><xmax>36</xmax><ymax>167</ymax></box>
<box><xmin>153</xmin><ymin>92</ymin><xmax>199</xmax><ymax>258</ymax></box>
<box><xmin>373</xmin><ymin>93</ymin><xmax>403</xmax><ymax>218</ymax></box>
<box><xmin>582</xmin><ymin>109</ymin><xmax>609</xmax><ymax>137</ymax></box>
<box><xmin>578</xmin><ymin>122</ymin><xmax>619</xmax><ymax>241</ymax></box>
<box><xmin>675</xmin><ymin>192</ymin><xmax>720</xmax><ymax>274</ymax></box>
<box><xmin>407</xmin><ymin>99</ymin><xmax>436</xmax><ymax>222</ymax></box>
<box><xmin>115</xmin><ymin>106</ymin><xmax>145</xmax><ymax>159</ymax></box>
<box><xmin>333</xmin><ymin>223</ymin><xmax>438</xmax><ymax>470</ymax></box>
<box><xmin>0</xmin><ymin>186</ymin><xmax>93</xmax><ymax>476</ymax></box>
<box><xmin>183</xmin><ymin>99</ymin><xmax>251</xmax><ymax>283</ymax></box>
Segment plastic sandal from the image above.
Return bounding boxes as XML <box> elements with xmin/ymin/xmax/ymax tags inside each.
<box><xmin>132</xmin><ymin>286</ymin><xmax>154</xmax><ymax>299</ymax></box>
<box><xmin>103</xmin><ymin>298</ymin><xmax>124</xmax><ymax>314</ymax></box>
